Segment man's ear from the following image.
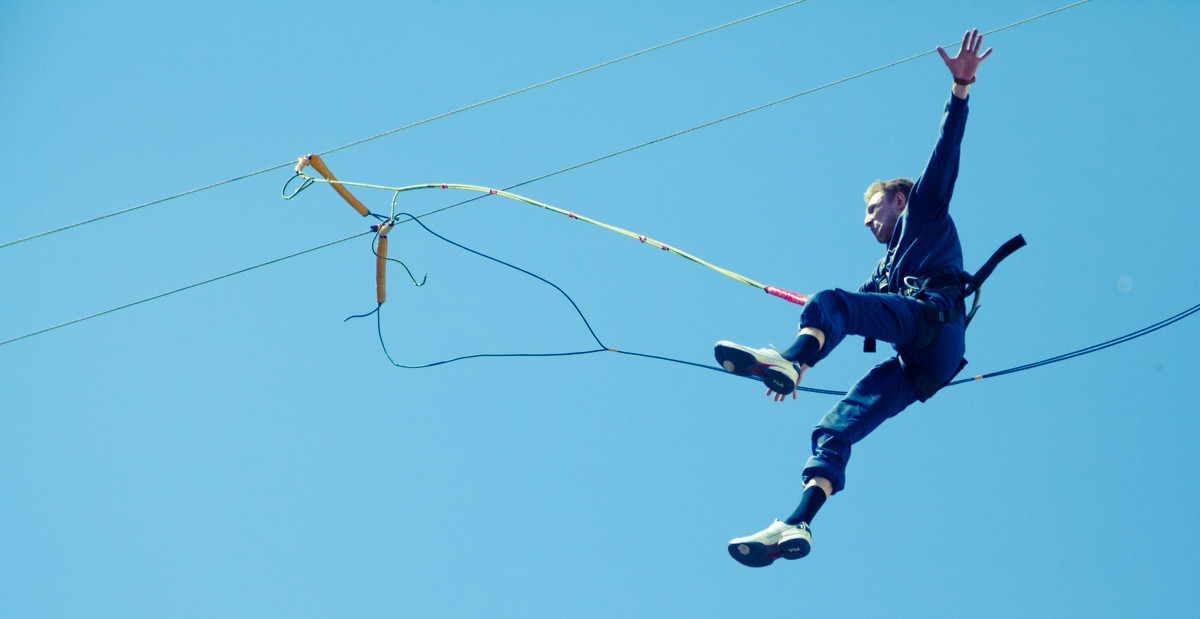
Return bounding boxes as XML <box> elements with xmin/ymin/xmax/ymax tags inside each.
<box><xmin>894</xmin><ymin>191</ymin><xmax>908</xmax><ymax>211</ymax></box>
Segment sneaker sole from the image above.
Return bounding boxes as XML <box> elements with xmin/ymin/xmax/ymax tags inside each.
<box><xmin>714</xmin><ymin>343</ymin><xmax>797</xmax><ymax>394</ymax></box>
<box><xmin>727</xmin><ymin>537</ymin><xmax>811</xmax><ymax>568</ymax></box>
<box><xmin>762</xmin><ymin>369</ymin><xmax>797</xmax><ymax>395</ymax></box>
<box><xmin>778</xmin><ymin>536</ymin><xmax>811</xmax><ymax>560</ymax></box>
<box><xmin>714</xmin><ymin>343</ymin><xmax>757</xmax><ymax>377</ymax></box>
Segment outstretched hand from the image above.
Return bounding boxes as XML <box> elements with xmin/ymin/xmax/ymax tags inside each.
<box><xmin>937</xmin><ymin>29</ymin><xmax>993</xmax><ymax>84</ymax></box>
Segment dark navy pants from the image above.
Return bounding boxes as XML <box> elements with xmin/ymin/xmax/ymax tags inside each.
<box><xmin>796</xmin><ymin>289</ymin><xmax>965</xmax><ymax>493</ymax></box>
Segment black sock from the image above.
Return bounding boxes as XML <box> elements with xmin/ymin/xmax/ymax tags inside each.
<box><xmin>782</xmin><ymin>333</ymin><xmax>821</xmax><ymax>365</ymax></box>
<box><xmin>785</xmin><ymin>485</ymin><xmax>828</xmax><ymax>526</ymax></box>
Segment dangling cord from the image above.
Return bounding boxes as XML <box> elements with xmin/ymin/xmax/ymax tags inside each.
<box><xmin>372</xmin><ymin>220</ymin><xmax>427</xmax><ymax>288</ymax></box>
<box><xmin>361</xmin><ymin>212</ymin><xmax>610</xmax><ymax>368</ymax></box>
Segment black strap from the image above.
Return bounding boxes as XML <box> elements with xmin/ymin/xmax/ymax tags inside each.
<box><xmin>901</xmin><ymin>235</ymin><xmax>1025</xmax><ymax>392</ymax></box>
<box><xmin>965</xmin><ymin>234</ymin><xmax>1026</xmax><ymax>296</ymax></box>
<box><xmin>863</xmin><ymin>234</ymin><xmax>1025</xmax><ymax>353</ymax></box>
<box><xmin>907</xmin><ymin>271</ymin><xmax>968</xmax><ymax>295</ymax></box>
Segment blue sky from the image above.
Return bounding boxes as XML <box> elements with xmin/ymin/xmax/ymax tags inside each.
<box><xmin>3</xmin><ymin>1</ymin><xmax>1199</xmax><ymax>617</ymax></box>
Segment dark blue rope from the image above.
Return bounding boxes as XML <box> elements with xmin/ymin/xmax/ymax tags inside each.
<box><xmin>347</xmin><ymin>211</ymin><xmax>846</xmax><ymax>394</ymax></box>
<box><xmin>392</xmin><ymin>211</ymin><xmax>608</xmax><ymax>348</ymax></box>
<box><xmin>350</xmin><ymin>211</ymin><xmax>1200</xmax><ymax>398</ymax></box>
<box><xmin>947</xmin><ymin>300</ymin><xmax>1200</xmax><ymax>386</ymax></box>
<box><xmin>348</xmin><ymin>211</ymin><xmax>611</xmax><ymax>370</ymax></box>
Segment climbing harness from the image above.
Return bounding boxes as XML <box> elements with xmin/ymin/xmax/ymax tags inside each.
<box><xmin>893</xmin><ymin>235</ymin><xmax>1028</xmax><ymax>401</ymax></box>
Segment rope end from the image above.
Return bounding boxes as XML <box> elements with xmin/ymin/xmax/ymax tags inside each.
<box><xmin>765</xmin><ymin>286</ymin><xmax>808</xmax><ymax>306</ymax></box>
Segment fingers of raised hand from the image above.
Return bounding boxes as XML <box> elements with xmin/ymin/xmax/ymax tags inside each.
<box><xmin>964</xmin><ymin>29</ymin><xmax>993</xmax><ymax>60</ymax></box>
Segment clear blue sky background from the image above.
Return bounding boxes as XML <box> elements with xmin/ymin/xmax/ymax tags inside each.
<box><xmin>3</xmin><ymin>1</ymin><xmax>1199</xmax><ymax>617</ymax></box>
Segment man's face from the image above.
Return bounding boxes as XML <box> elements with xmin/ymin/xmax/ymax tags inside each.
<box><xmin>864</xmin><ymin>191</ymin><xmax>905</xmax><ymax>244</ymax></box>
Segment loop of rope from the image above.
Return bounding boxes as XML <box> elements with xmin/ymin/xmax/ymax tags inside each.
<box><xmin>281</xmin><ymin>173</ymin><xmax>315</xmax><ymax>200</ymax></box>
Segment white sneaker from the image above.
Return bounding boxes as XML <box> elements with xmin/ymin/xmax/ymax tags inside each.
<box><xmin>727</xmin><ymin>519</ymin><xmax>811</xmax><ymax>567</ymax></box>
<box><xmin>714</xmin><ymin>341</ymin><xmax>801</xmax><ymax>395</ymax></box>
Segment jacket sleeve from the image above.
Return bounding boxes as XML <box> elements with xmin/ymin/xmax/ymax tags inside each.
<box><xmin>906</xmin><ymin>95</ymin><xmax>969</xmax><ymax>227</ymax></box>
<box><xmin>858</xmin><ymin>260</ymin><xmax>884</xmax><ymax>293</ymax></box>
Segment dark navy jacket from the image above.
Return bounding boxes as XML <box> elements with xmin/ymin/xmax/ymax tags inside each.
<box><xmin>861</xmin><ymin>94</ymin><xmax>969</xmax><ymax>313</ymax></box>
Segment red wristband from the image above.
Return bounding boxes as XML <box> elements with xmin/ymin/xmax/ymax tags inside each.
<box><xmin>954</xmin><ymin>76</ymin><xmax>976</xmax><ymax>86</ymax></box>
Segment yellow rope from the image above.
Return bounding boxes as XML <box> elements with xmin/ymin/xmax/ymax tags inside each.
<box><xmin>296</xmin><ymin>172</ymin><xmax>770</xmax><ymax>291</ymax></box>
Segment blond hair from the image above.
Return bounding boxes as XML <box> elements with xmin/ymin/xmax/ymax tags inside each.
<box><xmin>863</xmin><ymin>178</ymin><xmax>914</xmax><ymax>204</ymax></box>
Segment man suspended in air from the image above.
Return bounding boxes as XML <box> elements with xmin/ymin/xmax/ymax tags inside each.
<box><xmin>716</xmin><ymin>29</ymin><xmax>993</xmax><ymax>567</ymax></box>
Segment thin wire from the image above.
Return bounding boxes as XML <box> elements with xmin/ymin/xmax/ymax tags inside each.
<box><xmin>373</xmin><ymin>0</ymin><xmax>1098</xmax><ymax>226</ymax></box>
<box><xmin>0</xmin><ymin>231</ymin><xmax>370</xmax><ymax>347</ymax></box>
<box><xmin>0</xmin><ymin>0</ymin><xmax>1093</xmax><ymax>250</ymax></box>
<box><xmin>319</xmin><ymin>0</ymin><xmax>811</xmax><ymax>159</ymax></box>
<box><xmin>0</xmin><ymin>0</ymin><xmax>1099</xmax><ymax>346</ymax></box>
<box><xmin>3</xmin><ymin>202</ymin><xmax>1191</xmax><ymax>400</ymax></box>
<box><xmin>0</xmin><ymin>1</ymin><xmax>810</xmax><ymax>250</ymax></box>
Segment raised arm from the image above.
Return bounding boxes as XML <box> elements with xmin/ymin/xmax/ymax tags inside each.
<box><xmin>903</xmin><ymin>30</ymin><xmax>993</xmax><ymax>224</ymax></box>
<box><xmin>938</xmin><ymin>29</ymin><xmax>993</xmax><ymax>99</ymax></box>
